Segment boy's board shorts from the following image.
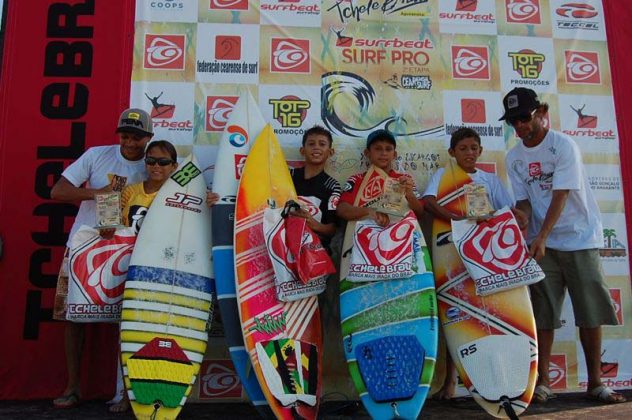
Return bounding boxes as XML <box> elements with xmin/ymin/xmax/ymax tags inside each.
<box><xmin>529</xmin><ymin>248</ymin><xmax>618</xmax><ymax>329</ymax></box>
<box><xmin>52</xmin><ymin>248</ymin><xmax>70</xmax><ymax>321</ymax></box>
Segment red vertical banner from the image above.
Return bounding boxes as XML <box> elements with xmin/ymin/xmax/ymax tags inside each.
<box><xmin>604</xmin><ymin>1</ymin><xmax>632</xmax><ymax>280</ymax></box>
<box><xmin>0</xmin><ymin>0</ymin><xmax>135</xmax><ymax>399</ymax></box>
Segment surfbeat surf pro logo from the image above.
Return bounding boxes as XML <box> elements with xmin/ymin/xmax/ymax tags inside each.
<box><xmin>455</xmin><ymin>209</ymin><xmax>545</xmax><ymax>295</ymax></box>
<box><xmin>68</xmin><ymin>233</ymin><xmax>135</xmax><ymax>311</ymax></box>
<box><xmin>348</xmin><ymin>216</ymin><xmax>416</xmax><ymax>281</ymax></box>
<box><xmin>321</xmin><ymin>71</ymin><xmax>443</xmax><ymax>139</ymax></box>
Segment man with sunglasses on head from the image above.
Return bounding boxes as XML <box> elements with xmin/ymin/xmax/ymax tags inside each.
<box><xmin>502</xmin><ymin>88</ymin><xmax>623</xmax><ymax>405</ymax></box>
<box><xmin>49</xmin><ymin>108</ymin><xmax>153</xmax><ymax>411</ymax></box>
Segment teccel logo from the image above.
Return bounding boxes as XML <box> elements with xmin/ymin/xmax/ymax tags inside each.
<box><xmin>144</xmin><ymin>34</ymin><xmax>185</xmax><ymax>70</ymax></box>
<box><xmin>451</xmin><ymin>46</ymin><xmax>490</xmax><ymax>80</ymax></box>
<box><xmin>565</xmin><ymin>51</ymin><xmax>600</xmax><ymax>84</ymax></box>
<box><xmin>506</xmin><ymin>0</ymin><xmax>541</xmax><ymax>24</ymax></box>
<box><xmin>556</xmin><ymin>3</ymin><xmax>598</xmax><ymax>18</ymax></box>
<box><xmin>270</xmin><ymin>38</ymin><xmax>310</xmax><ymax>73</ymax></box>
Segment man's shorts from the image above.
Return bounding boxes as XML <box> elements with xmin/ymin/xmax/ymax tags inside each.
<box><xmin>529</xmin><ymin>248</ymin><xmax>618</xmax><ymax>329</ymax></box>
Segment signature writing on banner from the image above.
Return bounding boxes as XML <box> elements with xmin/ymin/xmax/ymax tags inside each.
<box><xmin>328</xmin><ymin>0</ymin><xmax>429</xmax><ymax>23</ymax></box>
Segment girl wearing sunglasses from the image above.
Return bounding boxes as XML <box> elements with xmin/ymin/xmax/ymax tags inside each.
<box><xmin>120</xmin><ymin>140</ymin><xmax>178</xmax><ymax>234</ymax></box>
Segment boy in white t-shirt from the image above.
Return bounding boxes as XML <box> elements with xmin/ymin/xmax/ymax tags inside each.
<box><xmin>50</xmin><ymin>108</ymin><xmax>153</xmax><ymax>411</ymax></box>
<box><xmin>423</xmin><ymin>126</ymin><xmax>525</xmax><ymax>399</ymax></box>
<box><xmin>502</xmin><ymin>88</ymin><xmax>622</xmax><ymax>404</ymax></box>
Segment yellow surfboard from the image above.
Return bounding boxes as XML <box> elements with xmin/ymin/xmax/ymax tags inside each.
<box><xmin>431</xmin><ymin>159</ymin><xmax>537</xmax><ymax>418</ymax></box>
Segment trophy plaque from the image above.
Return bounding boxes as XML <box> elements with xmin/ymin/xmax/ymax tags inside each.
<box><xmin>375</xmin><ymin>176</ymin><xmax>408</xmax><ymax>216</ymax></box>
<box><xmin>463</xmin><ymin>183</ymin><xmax>494</xmax><ymax>219</ymax></box>
<box><xmin>95</xmin><ymin>191</ymin><xmax>123</xmax><ymax>228</ymax></box>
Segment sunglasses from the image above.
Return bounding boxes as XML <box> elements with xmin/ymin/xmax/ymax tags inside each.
<box><xmin>145</xmin><ymin>157</ymin><xmax>174</xmax><ymax>166</ymax></box>
<box><xmin>507</xmin><ymin>109</ymin><xmax>537</xmax><ymax>126</ymax></box>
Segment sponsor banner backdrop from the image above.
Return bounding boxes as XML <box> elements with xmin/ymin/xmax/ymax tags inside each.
<box><xmin>112</xmin><ymin>0</ymin><xmax>632</xmax><ymax>402</ymax></box>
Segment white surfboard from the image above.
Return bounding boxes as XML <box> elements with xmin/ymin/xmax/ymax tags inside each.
<box><xmin>120</xmin><ymin>154</ymin><xmax>213</xmax><ymax>420</ymax></box>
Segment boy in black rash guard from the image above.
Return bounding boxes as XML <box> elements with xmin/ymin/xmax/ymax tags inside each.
<box><xmin>290</xmin><ymin>125</ymin><xmax>341</xmax><ymax>250</ymax></box>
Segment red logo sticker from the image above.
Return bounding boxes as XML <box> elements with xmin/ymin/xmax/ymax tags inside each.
<box><xmin>456</xmin><ymin>0</ymin><xmax>477</xmax><ymax>11</ymax></box>
<box><xmin>271</xmin><ymin>38</ymin><xmax>310</xmax><ymax>73</ymax></box>
<box><xmin>234</xmin><ymin>154</ymin><xmax>247</xmax><ymax>180</ymax></box>
<box><xmin>506</xmin><ymin>0</ymin><xmax>541</xmax><ymax>24</ymax></box>
<box><xmin>549</xmin><ymin>354</ymin><xmax>568</xmax><ymax>390</ymax></box>
<box><xmin>610</xmin><ymin>288</ymin><xmax>623</xmax><ymax>325</ymax></box>
<box><xmin>461</xmin><ymin>98</ymin><xmax>486</xmax><ymax>123</ymax></box>
<box><xmin>206</xmin><ymin>96</ymin><xmax>239</xmax><ymax>132</ymax></box>
<box><xmin>209</xmin><ymin>0</ymin><xmax>249</xmax><ymax>10</ymax></box>
<box><xmin>571</xmin><ymin>104</ymin><xmax>597</xmax><ymax>128</ymax></box>
<box><xmin>144</xmin><ymin>34</ymin><xmax>185</xmax><ymax>70</ymax></box>
<box><xmin>199</xmin><ymin>360</ymin><xmax>242</xmax><ymax>399</ymax></box>
<box><xmin>451</xmin><ymin>46</ymin><xmax>490</xmax><ymax>80</ymax></box>
<box><xmin>215</xmin><ymin>35</ymin><xmax>241</xmax><ymax>60</ymax></box>
<box><xmin>565</xmin><ymin>51</ymin><xmax>600</xmax><ymax>84</ymax></box>
<box><xmin>146</xmin><ymin>92</ymin><xmax>176</xmax><ymax>119</ymax></box>
<box><xmin>355</xmin><ymin>217</ymin><xmax>415</xmax><ymax>266</ymax></box>
<box><xmin>529</xmin><ymin>162</ymin><xmax>542</xmax><ymax>177</ymax></box>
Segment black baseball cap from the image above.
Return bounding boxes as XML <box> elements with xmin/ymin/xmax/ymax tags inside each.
<box><xmin>115</xmin><ymin>108</ymin><xmax>154</xmax><ymax>137</ymax></box>
<box><xmin>499</xmin><ymin>88</ymin><xmax>540</xmax><ymax>121</ymax></box>
<box><xmin>366</xmin><ymin>129</ymin><xmax>396</xmax><ymax>148</ymax></box>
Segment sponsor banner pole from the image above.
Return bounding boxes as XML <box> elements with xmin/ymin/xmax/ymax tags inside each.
<box><xmin>0</xmin><ymin>0</ymin><xmax>136</xmax><ymax>399</ymax></box>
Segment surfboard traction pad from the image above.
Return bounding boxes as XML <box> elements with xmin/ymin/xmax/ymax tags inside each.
<box><xmin>355</xmin><ymin>335</ymin><xmax>425</xmax><ymax>402</ymax></box>
<box><xmin>127</xmin><ymin>337</ymin><xmax>194</xmax><ymax>408</ymax></box>
<box><xmin>457</xmin><ymin>335</ymin><xmax>531</xmax><ymax>401</ymax></box>
<box><xmin>256</xmin><ymin>338</ymin><xmax>318</xmax><ymax>407</ymax></box>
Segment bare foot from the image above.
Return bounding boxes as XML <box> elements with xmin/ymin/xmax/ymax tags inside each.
<box><xmin>435</xmin><ymin>381</ymin><xmax>457</xmax><ymax>400</ymax></box>
<box><xmin>108</xmin><ymin>394</ymin><xmax>130</xmax><ymax>413</ymax></box>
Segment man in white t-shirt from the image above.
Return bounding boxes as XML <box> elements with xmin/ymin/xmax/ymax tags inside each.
<box><xmin>50</xmin><ymin>108</ymin><xmax>153</xmax><ymax>411</ymax></box>
<box><xmin>502</xmin><ymin>88</ymin><xmax>623</xmax><ymax>404</ymax></box>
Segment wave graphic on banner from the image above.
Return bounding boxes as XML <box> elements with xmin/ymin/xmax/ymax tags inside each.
<box><xmin>321</xmin><ymin>71</ymin><xmax>443</xmax><ymax>139</ymax></box>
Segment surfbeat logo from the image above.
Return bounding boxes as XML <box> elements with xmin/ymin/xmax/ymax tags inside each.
<box><xmin>505</xmin><ymin>0</ymin><xmax>541</xmax><ymax>24</ymax></box>
<box><xmin>440</xmin><ymin>0</ymin><xmax>495</xmax><ymax>22</ymax></box>
<box><xmin>270</xmin><ymin>38</ymin><xmax>310</xmax><ymax>73</ymax></box>
<box><xmin>565</xmin><ymin>50</ymin><xmax>600</xmax><ymax>84</ymax></box>
<box><xmin>69</xmin><ymin>235</ymin><xmax>135</xmax><ymax>307</ymax></box>
<box><xmin>209</xmin><ymin>0</ymin><xmax>249</xmax><ymax>10</ymax></box>
<box><xmin>206</xmin><ymin>96</ymin><xmax>238</xmax><ymax>132</ymax></box>
<box><xmin>144</xmin><ymin>34</ymin><xmax>185</xmax><ymax>70</ymax></box>
<box><xmin>269</xmin><ymin>96</ymin><xmax>310</xmax><ymax>128</ymax></box>
<box><xmin>460</xmin><ymin>211</ymin><xmax>528</xmax><ymax>273</ymax></box>
<box><xmin>451</xmin><ymin>46</ymin><xmax>490</xmax><ymax>80</ymax></box>
<box><xmin>145</xmin><ymin>91</ymin><xmax>193</xmax><ymax>131</ymax></box>
<box><xmin>199</xmin><ymin>360</ymin><xmax>242</xmax><ymax>399</ymax></box>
